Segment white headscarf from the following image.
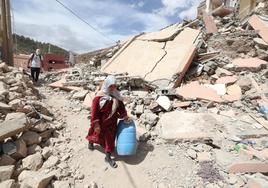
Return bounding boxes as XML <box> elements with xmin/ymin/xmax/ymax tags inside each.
<box><xmin>98</xmin><ymin>75</ymin><xmax>123</xmax><ymax>109</ymax></box>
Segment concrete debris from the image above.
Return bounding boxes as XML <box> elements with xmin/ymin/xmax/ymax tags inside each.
<box><xmin>0</xmin><ymin>179</ymin><xmax>17</xmax><ymax>188</ymax></box>
<box><xmin>72</xmin><ymin>90</ymin><xmax>89</xmax><ymax>100</ymax></box>
<box><xmin>156</xmin><ymin>96</ymin><xmax>172</xmax><ymax>111</ymax></box>
<box><xmin>22</xmin><ymin>152</ymin><xmax>43</xmax><ymax>171</ymax></box>
<box><xmin>0</xmin><ymin>113</ymin><xmax>29</xmax><ymax>142</ymax></box>
<box><xmin>0</xmin><ymin>165</ymin><xmax>15</xmax><ymax>182</ymax></box>
<box><xmin>4</xmin><ymin>0</ymin><xmax>268</xmax><ymax>187</ymax></box>
<box><xmin>18</xmin><ymin>170</ymin><xmax>54</xmax><ymax>188</ymax></box>
<box><xmin>232</xmin><ymin>58</ymin><xmax>267</xmax><ymax>72</ymax></box>
<box><xmin>20</xmin><ymin>131</ymin><xmax>42</xmax><ymax>146</ymax></box>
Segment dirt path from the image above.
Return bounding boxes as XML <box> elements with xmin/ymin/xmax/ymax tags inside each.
<box><xmin>40</xmin><ymin>86</ymin><xmax>197</xmax><ymax>188</ymax></box>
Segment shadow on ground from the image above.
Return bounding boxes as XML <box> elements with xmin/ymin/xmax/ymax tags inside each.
<box><xmin>93</xmin><ymin>141</ymin><xmax>154</xmax><ymax>165</ymax></box>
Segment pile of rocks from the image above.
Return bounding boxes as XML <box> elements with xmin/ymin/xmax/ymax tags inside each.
<box><xmin>0</xmin><ymin>62</ymin><xmax>65</xmax><ymax>187</ymax></box>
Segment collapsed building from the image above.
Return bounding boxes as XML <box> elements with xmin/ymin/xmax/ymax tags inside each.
<box><xmin>1</xmin><ymin>0</ymin><xmax>268</xmax><ymax>187</ymax></box>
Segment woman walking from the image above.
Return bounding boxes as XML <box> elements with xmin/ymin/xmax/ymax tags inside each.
<box><xmin>86</xmin><ymin>75</ymin><xmax>130</xmax><ymax>168</ymax></box>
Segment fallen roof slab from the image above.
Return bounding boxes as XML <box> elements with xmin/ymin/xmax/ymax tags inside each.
<box><xmin>102</xmin><ymin>27</ymin><xmax>200</xmax><ymax>88</ymax></box>
<box><xmin>228</xmin><ymin>162</ymin><xmax>268</xmax><ymax>173</ymax></box>
<box><xmin>138</xmin><ymin>23</ymin><xmax>182</xmax><ymax>41</ymax></box>
<box><xmin>248</xmin><ymin>15</ymin><xmax>268</xmax><ymax>43</ymax></box>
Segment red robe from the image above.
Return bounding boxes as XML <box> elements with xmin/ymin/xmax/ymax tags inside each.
<box><xmin>86</xmin><ymin>96</ymin><xmax>127</xmax><ymax>153</ymax></box>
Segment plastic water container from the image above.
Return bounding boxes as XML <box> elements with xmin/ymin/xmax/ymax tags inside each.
<box><xmin>116</xmin><ymin>120</ymin><xmax>137</xmax><ymax>156</ymax></box>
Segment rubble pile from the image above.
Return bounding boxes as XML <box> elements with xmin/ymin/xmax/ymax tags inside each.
<box><xmin>42</xmin><ymin>0</ymin><xmax>268</xmax><ymax>187</ymax></box>
<box><xmin>0</xmin><ymin>62</ymin><xmax>69</xmax><ymax>187</ymax></box>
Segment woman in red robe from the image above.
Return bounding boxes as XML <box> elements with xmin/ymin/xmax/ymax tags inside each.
<box><xmin>86</xmin><ymin>75</ymin><xmax>130</xmax><ymax>168</ymax></box>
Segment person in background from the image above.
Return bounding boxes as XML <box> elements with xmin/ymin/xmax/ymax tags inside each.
<box><xmin>27</xmin><ymin>49</ymin><xmax>43</xmax><ymax>84</ymax></box>
<box><xmin>86</xmin><ymin>75</ymin><xmax>131</xmax><ymax>168</ymax></box>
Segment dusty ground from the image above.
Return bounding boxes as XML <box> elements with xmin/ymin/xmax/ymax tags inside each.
<box><xmin>39</xmin><ymin>86</ymin><xmax>200</xmax><ymax>188</ymax></box>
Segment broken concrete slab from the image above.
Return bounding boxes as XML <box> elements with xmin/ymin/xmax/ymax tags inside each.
<box><xmin>157</xmin><ymin>111</ymin><xmax>268</xmax><ymax>142</ymax></box>
<box><xmin>157</xmin><ymin>111</ymin><xmax>215</xmax><ymax>142</ymax></box>
<box><xmin>156</xmin><ymin>96</ymin><xmax>172</xmax><ymax>111</ymax></box>
<box><xmin>173</xmin><ymin>101</ymin><xmax>192</xmax><ymax>108</ymax></box>
<box><xmin>18</xmin><ymin>170</ymin><xmax>54</xmax><ymax>188</ymax></box>
<box><xmin>0</xmin><ymin>165</ymin><xmax>14</xmax><ymax>182</ymax></box>
<box><xmin>204</xmin><ymin>84</ymin><xmax>226</xmax><ymax>96</ymax></box>
<box><xmin>72</xmin><ymin>90</ymin><xmax>88</xmax><ymax>100</ymax></box>
<box><xmin>249</xmin><ymin>15</ymin><xmax>268</xmax><ymax>43</ymax></box>
<box><xmin>232</xmin><ymin>58</ymin><xmax>267</xmax><ymax>72</ymax></box>
<box><xmin>145</xmin><ymin>28</ymin><xmax>200</xmax><ymax>87</ymax></box>
<box><xmin>49</xmin><ymin>79</ymin><xmax>82</xmax><ymax>91</ymax></box>
<box><xmin>216</xmin><ymin>76</ymin><xmax>238</xmax><ymax>85</ymax></box>
<box><xmin>138</xmin><ymin>23</ymin><xmax>182</xmax><ymax>41</ymax></box>
<box><xmin>228</xmin><ymin>162</ymin><xmax>268</xmax><ymax>173</ymax></box>
<box><xmin>102</xmin><ymin>27</ymin><xmax>201</xmax><ymax>88</ymax></box>
<box><xmin>176</xmin><ymin>81</ymin><xmax>223</xmax><ymax>103</ymax></box>
<box><xmin>102</xmin><ymin>40</ymin><xmax>166</xmax><ymax>80</ymax></box>
<box><xmin>202</xmin><ymin>10</ymin><xmax>218</xmax><ymax>34</ymax></box>
<box><xmin>0</xmin><ymin>113</ymin><xmax>29</xmax><ymax>142</ymax></box>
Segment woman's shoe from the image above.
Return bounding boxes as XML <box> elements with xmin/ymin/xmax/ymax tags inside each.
<box><xmin>105</xmin><ymin>156</ymin><xmax>118</xmax><ymax>168</ymax></box>
<box><xmin>88</xmin><ymin>142</ymin><xmax>94</xmax><ymax>150</ymax></box>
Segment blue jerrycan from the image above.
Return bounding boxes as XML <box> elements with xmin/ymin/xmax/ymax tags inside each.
<box><xmin>116</xmin><ymin>120</ymin><xmax>137</xmax><ymax>156</ymax></box>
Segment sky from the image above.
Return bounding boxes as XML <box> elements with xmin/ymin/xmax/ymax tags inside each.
<box><xmin>12</xmin><ymin>0</ymin><xmax>202</xmax><ymax>53</ymax></box>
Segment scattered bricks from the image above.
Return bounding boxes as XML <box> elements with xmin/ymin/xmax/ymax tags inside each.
<box><xmin>228</xmin><ymin>162</ymin><xmax>268</xmax><ymax>173</ymax></box>
<box><xmin>232</xmin><ymin>58</ymin><xmax>267</xmax><ymax>72</ymax></box>
<box><xmin>0</xmin><ymin>165</ymin><xmax>15</xmax><ymax>182</ymax></box>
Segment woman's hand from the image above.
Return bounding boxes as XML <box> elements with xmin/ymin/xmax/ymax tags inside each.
<box><xmin>123</xmin><ymin>116</ymin><xmax>132</xmax><ymax>124</ymax></box>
